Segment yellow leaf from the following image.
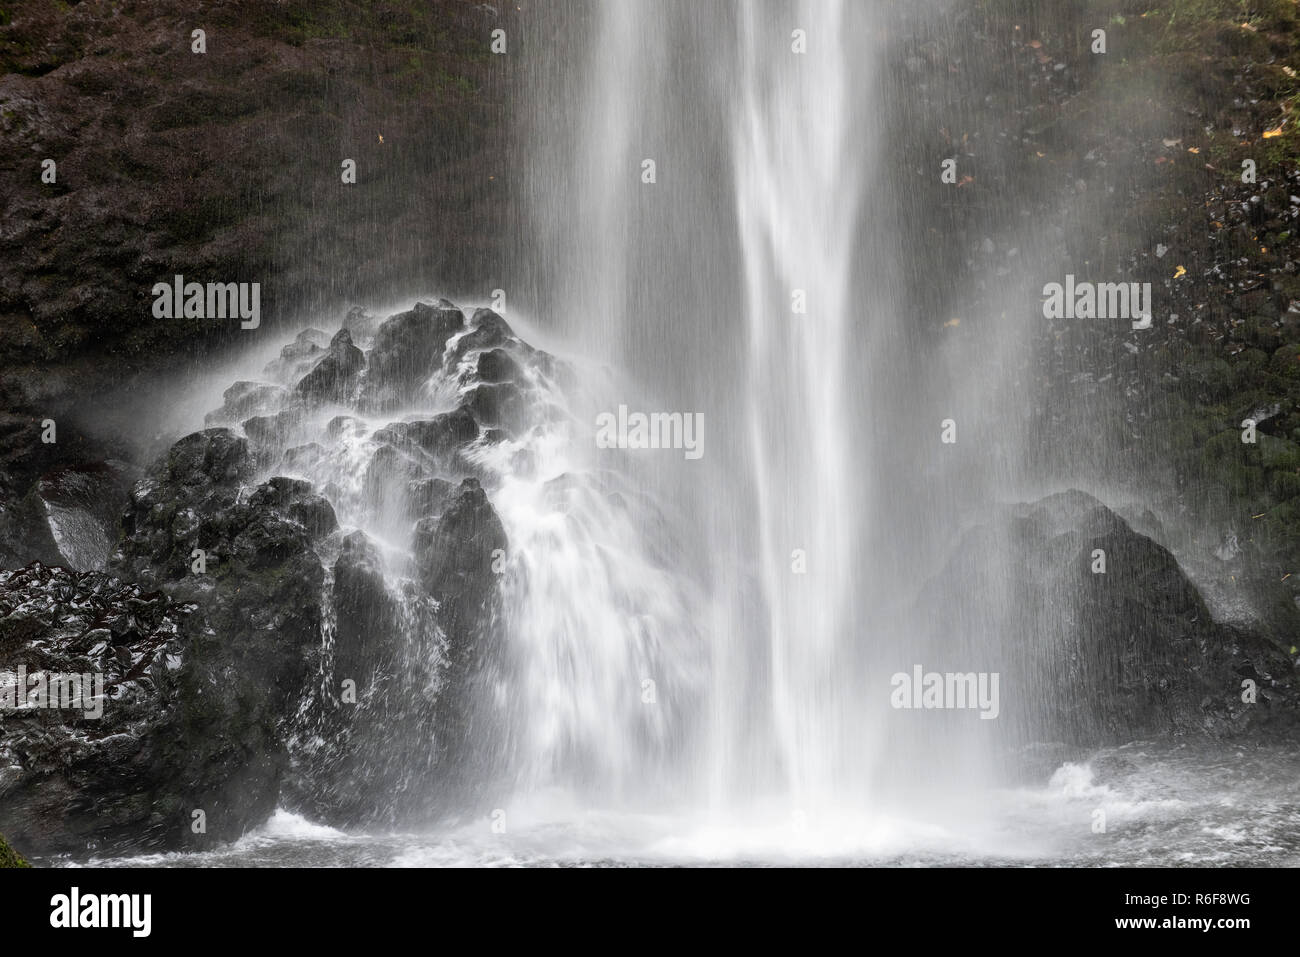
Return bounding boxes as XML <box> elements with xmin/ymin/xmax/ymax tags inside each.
<box><xmin>1263</xmin><ymin>124</ymin><xmax>1285</xmax><ymax>138</ymax></box>
<box><xmin>1174</xmin><ymin>265</ymin><xmax>1187</xmax><ymax>278</ymax></box>
<box><xmin>1188</xmin><ymin>147</ymin><xmax>1200</xmax><ymax>154</ymax></box>
<box><xmin>944</xmin><ymin>318</ymin><xmax>961</xmax><ymax>328</ymax></box>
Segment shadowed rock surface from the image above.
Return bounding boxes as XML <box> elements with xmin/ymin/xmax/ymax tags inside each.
<box><xmin>914</xmin><ymin>490</ymin><xmax>1299</xmax><ymax>748</ymax></box>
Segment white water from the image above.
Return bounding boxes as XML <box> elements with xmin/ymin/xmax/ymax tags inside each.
<box><xmin>60</xmin><ymin>2</ymin><xmax>1284</xmax><ymax>868</ymax></box>
<box><xmin>732</xmin><ymin>1</ymin><xmax>868</xmax><ymax>807</ymax></box>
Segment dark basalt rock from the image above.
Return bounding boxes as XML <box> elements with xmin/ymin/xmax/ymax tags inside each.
<box><xmin>387</xmin><ymin>407</ymin><xmax>481</xmax><ymax>461</ymax></box>
<box><xmin>913</xmin><ymin>490</ymin><xmax>1299</xmax><ymax>747</ymax></box>
<box><xmin>449</xmin><ymin>308</ymin><xmax>516</xmax><ymax>365</ymax></box>
<box><xmin>0</xmin><ymin>414</ymin><xmax>135</xmax><ymax>571</ymax></box>
<box><xmin>0</xmin><ymin>429</ymin><xmax>337</xmax><ymax>853</ymax></box>
<box><xmin>295</xmin><ymin>328</ymin><xmax>365</xmax><ymax>403</ymax></box>
<box><xmin>474</xmin><ymin>347</ymin><xmax>524</xmax><ymax>385</ymax></box>
<box><xmin>361</xmin><ymin>301</ymin><xmax>465</xmax><ymax>407</ymax></box>
<box><xmin>331</xmin><ymin>531</ymin><xmax>398</xmax><ymax>687</ymax></box>
<box><xmin>0</xmin><ymin>427</ymin><xmax>345</xmax><ymax>854</ymax></box>
<box><xmin>0</xmin><ymin>562</ymin><xmax>201</xmax><ymax>854</ymax></box>
<box><xmin>206</xmin><ymin>381</ymin><xmax>289</xmax><ymax>426</ymax></box>
<box><xmin>407</xmin><ymin>477</ymin><xmax>455</xmax><ymax>520</ymax></box>
<box><xmin>463</xmin><ymin>381</ymin><xmax>526</xmax><ymax>434</ymax></box>
<box><xmin>242</xmin><ymin>408</ymin><xmax>303</xmax><ymax>449</ymax></box>
<box><xmin>415</xmin><ymin>478</ymin><xmax>507</xmax><ymax>622</ymax></box>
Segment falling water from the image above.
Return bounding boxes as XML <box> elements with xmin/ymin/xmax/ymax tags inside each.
<box><xmin>516</xmin><ymin>1</ymin><xmax>934</xmax><ymax>827</ymax></box>
<box><xmin>73</xmin><ymin>0</ymin><xmax>1300</xmax><ymax>868</ymax></box>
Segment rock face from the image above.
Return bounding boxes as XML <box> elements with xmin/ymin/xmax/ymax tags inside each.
<box><xmin>271</xmin><ymin>302</ymin><xmax>550</xmax><ymax>826</ymax></box>
<box><xmin>0</xmin><ymin>413</ymin><xmax>135</xmax><ymax>572</ymax></box>
<box><xmin>0</xmin><ymin>424</ymin><xmax>341</xmax><ymax>854</ymax></box>
<box><xmin>0</xmin><ymin>0</ymin><xmax>512</xmax><ymax>372</ymax></box>
<box><xmin>0</xmin><ymin>563</ymin><xmax>202</xmax><ymax>854</ymax></box>
<box><xmin>914</xmin><ymin>490</ymin><xmax>1299</xmax><ymax>747</ymax></box>
<box><xmin>0</xmin><ymin>295</ymin><xmax>550</xmax><ymax>848</ymax></box>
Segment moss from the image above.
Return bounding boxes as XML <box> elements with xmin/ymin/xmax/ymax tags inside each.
<box><xmin>0</xmin><ymin>833</ymin><xmax>30</xmax><ymax>868</ymax></box>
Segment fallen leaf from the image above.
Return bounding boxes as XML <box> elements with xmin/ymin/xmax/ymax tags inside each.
<box><xmin>1187</xmin><ymin>147</ymin><xmax>1200</xmax><ymax>154</ymax></box>
<box><xmin>1263</xmin><ymin>124</ymin><xmax>1285</xmax><ymax>138</ymax></box>
<box><xmin>1174</xmin><ymin>265</ymin><xmax>1187</xmax><ymax>278</ymax></box>
<box><xmin>944</xmin><ymin>318</ymin><xmax>961</xmax><ymax>328</ymax></box>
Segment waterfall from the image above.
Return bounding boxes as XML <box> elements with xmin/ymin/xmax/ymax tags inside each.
<box><xmin>515</xmin><ymin>0</ymin><xmax>937</xmax><ymax>826</ymax></box>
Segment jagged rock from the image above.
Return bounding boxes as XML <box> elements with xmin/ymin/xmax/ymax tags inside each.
<box><xmin>385</xmin><ymin>408</ymin><xmax>480</xmax><ymax>462</ymax></box>
<box><xmin>295</xmin><ymin>328</ymin><xmax>365</xmax><ymax>403</ymax></box>
<box><xmin>449</xmin><ymin>308</ymin><xmax>516</xmax><ymax>365</ymax></box>
<box><xmin>331</xmin><ymin>531</ymin><xmax>398</xmax><ymax>686</ymax></box>
<box><xmin>407</xmin><ymin>477</ymin><xmax>455</xmax><ymax>519</ymax></box>
<box><xmin>242</xmin><ymin>408</ymin><xmax>303</xmax><ymax>449</ymax></box>
<box><xmin>914</xmin><ymin>490</ymin><xmax>1299</xmax><ymax>746</ymax></box>
<box><xmin>474</xmin><ymin>348</ymin><xmax>524</xmax><ymax>385</ymax></box>
<box><xmin>361</xmin><ymin>301</ymin><xmax>465</xmax><ymax>408</ymax></box>
<box><xmin>33</xmin><ymin>463</ymin><xmax>132</xmax><ymax>570</ymax></box>
<box><xmin>463</xmin><ymin>382</ymin><xmax>526</xmax><ymax>433</ymax></box>
<box><xmin>415</xmin><ymin>478</ymin><xmax>507</xmax><ymax>620</ymax></box>
<box><xmin>205</xmin><ymin>381</ymin><xmax>289</xmax><ymax>426</ymax></box>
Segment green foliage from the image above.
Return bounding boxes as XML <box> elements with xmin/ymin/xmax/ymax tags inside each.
<box><xmin>0</xmin><ymin>833</ymin><xmax>30</xmax><ymax>868</ymax></box>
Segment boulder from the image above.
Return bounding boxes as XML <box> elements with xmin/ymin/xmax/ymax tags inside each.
<box><xmin>295</xmin><ymin>328</ymin><xmax>365</xmax><ymax>403</ymax></box>
<box><xmin>913</xmin><ymin>490</ymin><xmax>1299</xmax><ymax>746</ymax></box>
<box><xmin>361</xmin><ymin>301</ymin><xmax>465</xmax><ymax>407</ymax></box>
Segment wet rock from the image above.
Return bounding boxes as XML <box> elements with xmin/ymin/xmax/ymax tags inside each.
<box><xmin>448</xmin><ymin>308</ymin><xmax>517</xmax><ymax>365</ymax></box>
<box><xmin>342</xmin><ymin>305</ymin><xmax>382</xmax><ymax>341</ymax></box>
<box><xmin>295</xmin><ymin>328</ymin><xmax>365</xmax><ymax>403</ymax></box>
<box><xmin>463</xmin><ymin>382</ymin><xmax>526</xmax><ymax>433</ymax></box>
<box><xmin>415</xmin><ymin>477</ymin><xmax>507</xmax><ymax>619</ymax></box>
<box><xmin>242</xmin><ymin>408</ymin><xmax>303</xmax><ymax>449</ymax></box>
<box><xmin>389</xmin><ymin>407</ymin><xmax>480</xmax><ymax>461</ymax></box>
<box><xmin>4</xmin><ymin>424</ymin><xmax>351</xmax><ymax>854</ymax></box>
<box><xmin>34</xmin><ymin>463</ymin><xmax>133</xmax><ymax>570</ymax></box>
<box><xmin>362</xmin><ymin>301</ymin><xmax>465</xmax><ymax>406</ymax></box>
<box><xmin>0</xmin><ymin>563</ymin><xmax>218</xmax><ymax>854</ymax></box>
<box><xmin>362</xmin><ymin>443</ymin><xmax>428</xmax><ymax>513</ymax></box>
<box><xmin>205</xmin><ymin>381</ymin><xmax>289</xmax><ymax>426</ymax></box>
<box><xmin>915</xmin><ymin>490</ymin><xmax>1298</xmax><ymax>746</ymax></box>
<box><xmin>331</xmin><ymin>531</ymin><xmax>398</xmax><ymax>686</ymax></box>
<box><xmin>474</xmin><ymin>347</ymin><xmax>524</xmax><ymax>385</ymax></box>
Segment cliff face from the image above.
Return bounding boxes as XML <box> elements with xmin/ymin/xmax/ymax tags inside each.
<box><xmin>0</xmin><ymin>0</ymin><xmax>513</xmax><ymax>396</ymax></box>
